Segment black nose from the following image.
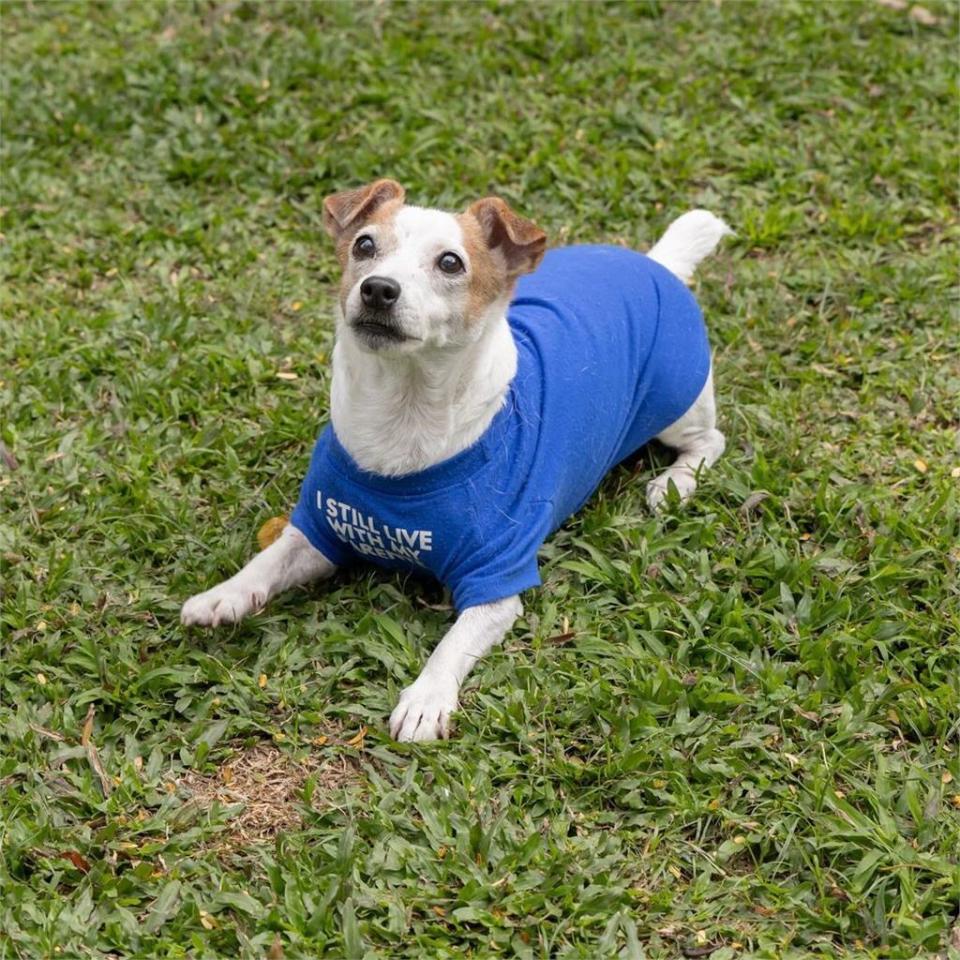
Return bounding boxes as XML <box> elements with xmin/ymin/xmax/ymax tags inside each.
<box><xmin>360</xmin><ymin>276</ymin><xmax>401</xmax><ymax>311</ymax></box>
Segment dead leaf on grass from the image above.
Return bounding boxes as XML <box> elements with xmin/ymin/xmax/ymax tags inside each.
<box><xmin>81</xmin><ymin>704</ymin><xmax>112</xmax><ymax>797</ymax></box>
<box><xmin>740</xmin><ymin>491</ymin><xmax>770</xmax><ymax>516</ymax></box>
<box><xmin>257</xmin><ymin>515</ymin><xmax>289</xmax><ymax>550</ymax></box>
<box><xmin>909</xmin><ymin>5</ymin><xmax>940</xmax><ymax>25</ymax></box>
<box><xmin>876</xmin><ymin>0</ymin><xmax>941</xmax><ymax>23</ymax></box>
<box><xmin>346</xmin><ymin>726</ymin><xmax>367</xmax><ymax>748</ymax></box>
<box><xmin>81</xmin><ymin>704</ymin><xmax>94</xmax><ymax>747</ymax></box>
<box><xmin>60</xmin><ymin>851</ymin><xmax>91</xmax><ymax>873</ymax></box>
<box><xmin>30</xmin><ymin>723</ymin><xmax>64</xmax><ymax>742</ymax></box>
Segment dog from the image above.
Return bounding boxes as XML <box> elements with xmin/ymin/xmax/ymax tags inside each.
<box><xmin>182</xmin><ymin>180</ymin><xmax>729</xmax><ymax>742</ymax></box>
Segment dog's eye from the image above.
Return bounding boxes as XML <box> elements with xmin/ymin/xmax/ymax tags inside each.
<box><xmin>437</xmin><ymin>252</ymin><xmax>464</xmax><ymax>275</ymax></box>
<box><xmin>353</xmin><ymin>235</ymin><xmax>376</xmax><ymax>259</ymax></box>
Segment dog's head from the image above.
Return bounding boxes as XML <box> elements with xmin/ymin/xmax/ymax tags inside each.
<box><xmin>322</xmin><ymin>179</ymin><xmax>546</xmax><ymax>353</ymax></box>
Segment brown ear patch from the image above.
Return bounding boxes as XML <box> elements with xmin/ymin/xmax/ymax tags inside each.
<box><xmin>322</xmin><ymin>179</ymin><xmax>405</xmax><ymax>242</ymax></box>
<box><xmin>464</xmin><ymin>197</ymin><xmax>546</xmax><ymax>279</ymax></box>
<box><xmin>456</xmin><ymin>212</ymin><xmax>511</xmax><ymax>320</ymax></box>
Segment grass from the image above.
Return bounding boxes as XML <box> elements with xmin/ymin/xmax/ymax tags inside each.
<box><xmin>1</xmin><ymin>1</ymin><xmax>958</xmax><ymax>957</ymax></box>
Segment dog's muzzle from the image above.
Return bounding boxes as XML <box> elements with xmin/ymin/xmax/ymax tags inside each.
<box><xmin>351</xmin><ymin>276</ymin><xmax>413</xmax><ymax>346</ymax></box>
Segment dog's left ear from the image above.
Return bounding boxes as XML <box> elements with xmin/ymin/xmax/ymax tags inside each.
<box><xmin>323</xmin><ymin>179</ymin><xmax>405</xmax><ymax>241</ymax></box>
<box><xmin>465</xmin><ymin>197</ymin><xmax>546</xmax><ymax>278</ymax></box>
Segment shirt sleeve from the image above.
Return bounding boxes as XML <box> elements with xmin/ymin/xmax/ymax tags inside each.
<box><xmin>449</xmin><ymin>563</ymin><xmax>542</xmax><ymax>611</ymax></box>
<box><xmin>443</xmin><ymin>499</ymin><xmax>552</xmax><ymax>611</ymax></box>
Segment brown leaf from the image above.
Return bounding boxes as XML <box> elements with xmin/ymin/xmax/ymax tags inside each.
<box><xmin>81</xmin><ymin>704</ymin><xmax>95</xmax><ymax>747</ymax></box>
<box><xmin>81</xmin><ymin>705</ymin><xmax>112</xmax><ymax>796</ymax></box>
<box><xmin>87</xmin><ymin>743</ymin><xmax>112</xmax><ymax>796</ymax></box>
<box><xmin>268</xmin><ymin>933</ymin><xmax>285</xmax><ymax>960</ymax></box>
<box><xmin>60</xmin><ymin>851</ymin><xmax>91</xmax><ymax>873</ymax></box>
<box><xmin>257</xmin><ymin>515</ymin><xmax>289</xmax><ymax>551</ymax></box>
<box><xmin>346</xmin><ymin>726</ymin><xmax>367</xmax><ymax>748</ymax></box>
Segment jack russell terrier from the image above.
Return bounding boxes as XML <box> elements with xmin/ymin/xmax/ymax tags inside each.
<box><xmin>182</xmin><ymin>179</ymin><xmax>730</xmax><ymax>742</ymax></box>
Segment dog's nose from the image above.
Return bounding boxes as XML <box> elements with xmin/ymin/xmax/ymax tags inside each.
<box><xmin>360</xmin><ymin>276</ymin><xmax>401</xmax><ymax>311</ymax></box>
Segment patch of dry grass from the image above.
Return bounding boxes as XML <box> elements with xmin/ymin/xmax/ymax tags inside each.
<box><xmin>178</xmin><ymin>741</ymin><xmax>360</xmax><ymax>847</ymax></box>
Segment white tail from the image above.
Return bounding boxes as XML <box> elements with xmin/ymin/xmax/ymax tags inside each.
<box><xmin>647</xmin><ymin>210</ymin><xmax>731</xmax><ymax>285</ymax></box>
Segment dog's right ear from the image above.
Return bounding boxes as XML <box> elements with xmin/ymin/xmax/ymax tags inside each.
<box><xmin>322</xmin><ymin>179</ymin><xmax>405</xmax><ymax>241</ymax></box>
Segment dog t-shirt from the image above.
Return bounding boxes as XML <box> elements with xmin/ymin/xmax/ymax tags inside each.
<box><xmin>291</xmin><ymin>245</ymin><xmax>711</xmax><ymax>610</ymax></box>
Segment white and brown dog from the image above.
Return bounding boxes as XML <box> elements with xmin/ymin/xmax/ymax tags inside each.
<box><xmin>182</xmin><ymin>180</ymin><xmax>729</xmax><ymax>741</ymax></box>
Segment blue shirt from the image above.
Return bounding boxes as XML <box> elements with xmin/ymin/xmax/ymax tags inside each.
<box><xmin>291</xmin><ymin>245</ymin><xmax>711</xmax><ymax>610</ymax></box>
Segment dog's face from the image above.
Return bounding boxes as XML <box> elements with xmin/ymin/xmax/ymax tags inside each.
<box><xmin>323</xmin><ymin>180</ymin><xmax>546</xmax><ymax>354</ymax></box>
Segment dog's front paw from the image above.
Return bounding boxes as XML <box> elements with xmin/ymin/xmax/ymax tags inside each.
<box><xmin>646</xmin><ymin>471</ymin><xmax>698</xmax><ymax>511</ymax></box>
<box><xmin>180</xmin><ymin>580</ymin><xmax>265</xmax><ymax>627</ymax></box>
<box><xmin>389</xmin><ymin>674</ymin><xmax>459</xmax><ymax>742</ymax></box>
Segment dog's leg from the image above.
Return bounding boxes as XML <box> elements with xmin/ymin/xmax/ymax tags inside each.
<box><xmin>646</xmin><ymin>369</ymin><xmax>725</xmax><ymax>510</ymax></box>
<box><xmin>389</xmin><ymin>595</ymin><xmax>522</xmax><ymax>742</ymax></box>
<box><xmin>181</xmin><ymin>524</ymin><xmax>335</xmax><ymax>627</ymax></box>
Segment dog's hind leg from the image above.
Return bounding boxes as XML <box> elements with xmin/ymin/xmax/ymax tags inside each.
<box><xmin>645</xmin><ymin>369</ymin><xmax>725</xmax><ymax>510</ymax></box>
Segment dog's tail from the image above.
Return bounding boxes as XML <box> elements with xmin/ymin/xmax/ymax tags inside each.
<box><xmin>646</xmin><ymin>210</ymin><xmax>731</xmax><ymax>285</ymax></box>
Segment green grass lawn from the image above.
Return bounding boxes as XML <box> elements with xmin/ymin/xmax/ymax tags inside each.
<box><xmin>2</xmin><ymin>1</ymin><xmax>958</xmax><ymax>957</ymax></box>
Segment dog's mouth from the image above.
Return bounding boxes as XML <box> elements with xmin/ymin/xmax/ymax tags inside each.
<box><xmin>350</xmin><ymin>314</ymin><xmax>417</xmax><ymax>346</ymax></box>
